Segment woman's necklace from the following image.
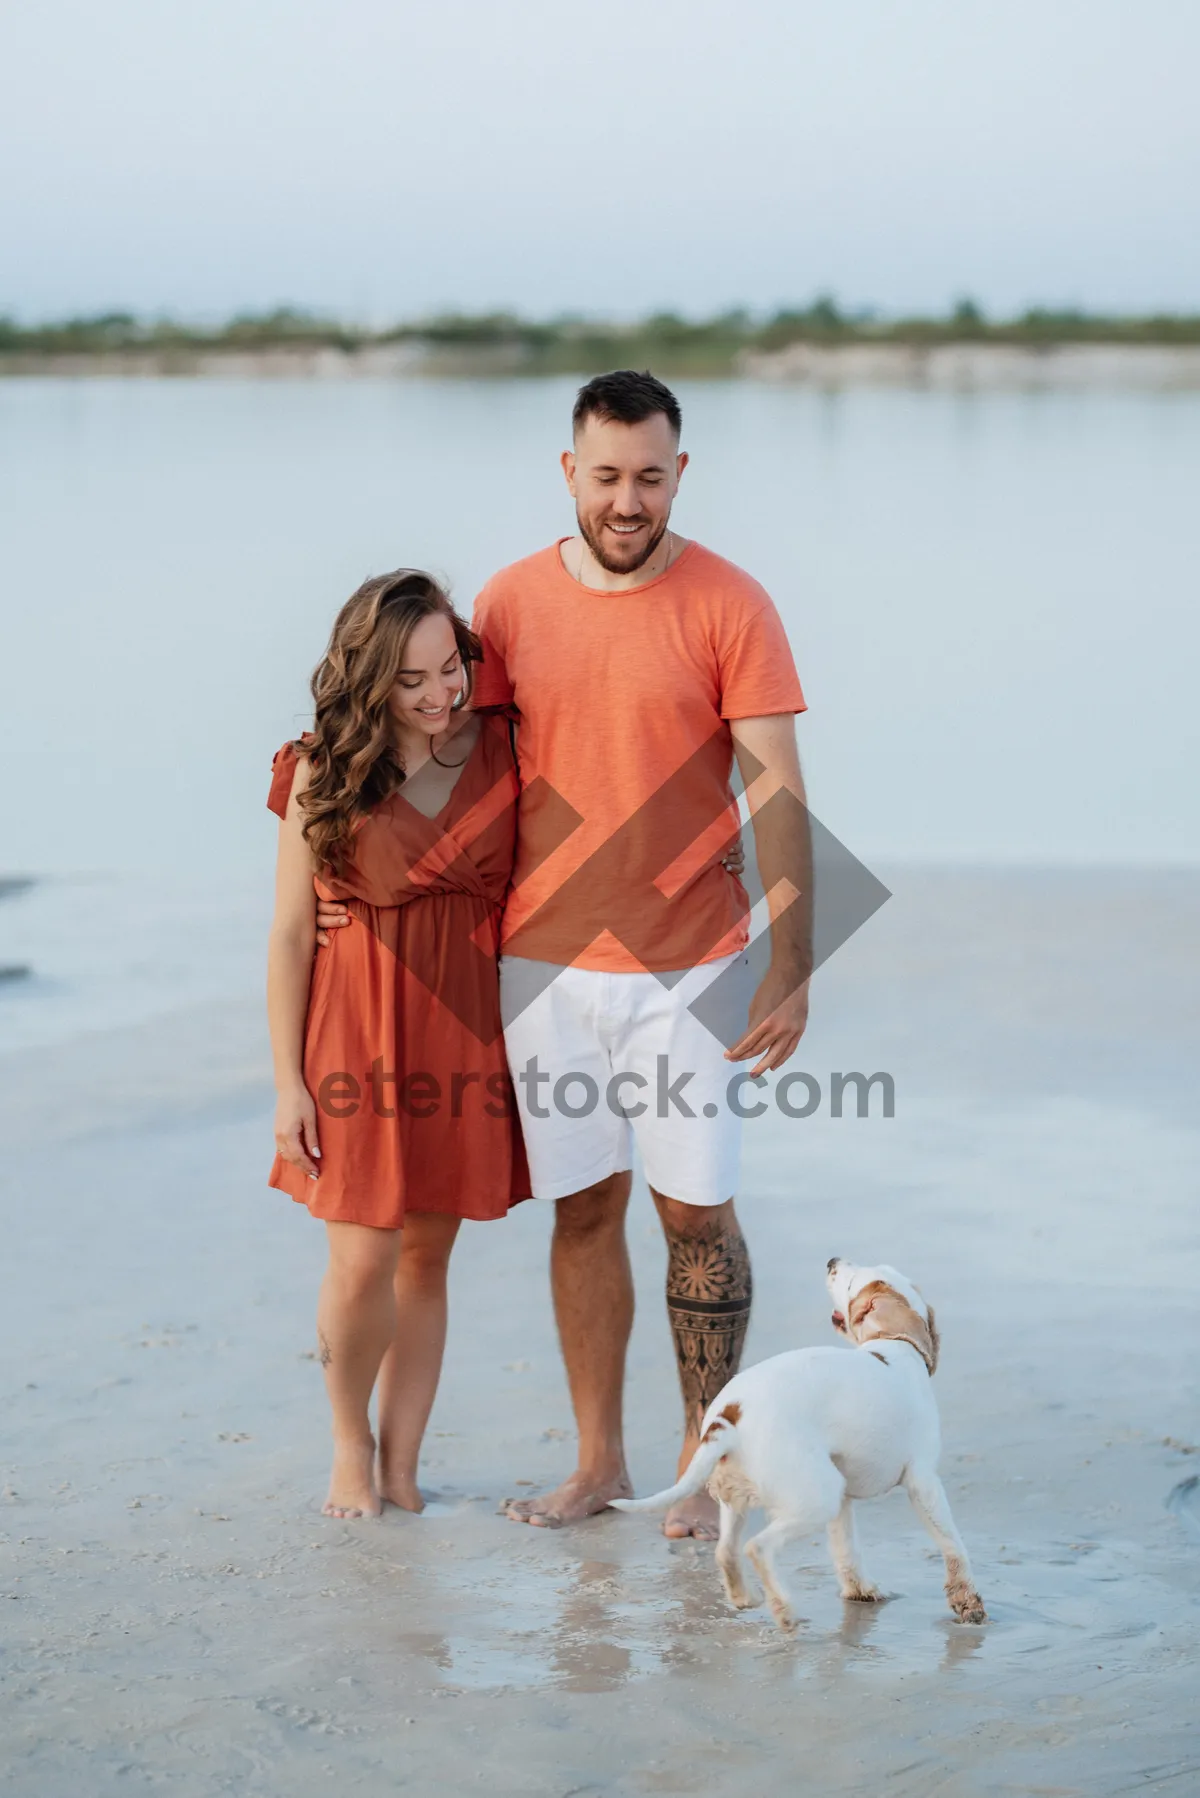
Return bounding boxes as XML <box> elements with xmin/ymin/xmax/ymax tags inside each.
<box><xmin>397</xmin><ymin>719</ymin><xmax>467</xmax><ymax>780</ymax></box>
<box><xmin>430</xmin><ymin>726</ymin><xmax>471</xmax><ymax>770</ymax></box>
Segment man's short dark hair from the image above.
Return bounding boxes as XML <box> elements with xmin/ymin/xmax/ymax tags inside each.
<box><xmin>572</xmin><ymin>369</ymin><xmax>682</xmax><ymax>440</ymax></box>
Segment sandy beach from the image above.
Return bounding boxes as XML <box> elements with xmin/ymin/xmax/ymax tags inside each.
<box><xmin>5</xmin><ymin>341</ymin><xmax>1200</xmax><ymax>388</ymax></box>
<box><xmin>2</xmin><ymin>867</ymin><xmax>1197</xmax><ymax>1795</ymax></box>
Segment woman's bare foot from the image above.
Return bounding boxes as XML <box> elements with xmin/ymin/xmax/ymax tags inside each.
<box><xmin>323</xmin><ymin>1435</ymin><xmax>381</xmax><ymax>1519</ymax></box>
<box><xmin>377</xmin><ymin>1459</ymin><xmax>425</xmax><ymax>1513</ymax></box>
<box><xmin>505</xmin><ymin>1465</ymin><xmax>632</xmax><ymax>1528</ymax></box>
<box><xmin>663</xmin><ymin>1489</ymin><xmax>720</xmax><ymax>1540</ymax></box>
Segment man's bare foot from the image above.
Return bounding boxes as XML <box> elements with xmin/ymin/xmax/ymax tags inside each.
<box><xmin>377</xmin><ymin>1462</ymin><xmax>425</xmax><ymax>1514</ymax></box>
<box><xmin>323</xmin><ymin>1435</ymin><xmax>381</xmax><ymax>1519</ymax></box>
<box><xmin>661</xmin><ymin>1434</ymin><xmax>720</xmax><ymax>1539</ymax></box>
<box><xmin>664</xmin><ymin>1488</ymin><xmax>720</xmax><ymax>1540</ymax></box>
<box><xmin>505</xmin><ymin>1466</ymin><xmax>632</xmax><ymax>1528</ymax></box>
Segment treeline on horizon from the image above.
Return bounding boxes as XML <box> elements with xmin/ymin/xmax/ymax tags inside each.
<box><xmin>4</xmin><ymin>298</ymin><xmax>1200</xmax><ymax>372</ymax></box>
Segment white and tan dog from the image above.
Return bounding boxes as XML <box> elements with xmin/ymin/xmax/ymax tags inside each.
<box><xmin>611</xmin><ymin>1259</ymin><xmax>986</xmax><ymax>1633</ymax></box>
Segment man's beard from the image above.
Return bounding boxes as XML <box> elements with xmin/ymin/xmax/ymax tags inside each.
<box><xmin>578</xmin><ymin>510</ymin><xmax>669</xmax><ymax>575</ymax></box>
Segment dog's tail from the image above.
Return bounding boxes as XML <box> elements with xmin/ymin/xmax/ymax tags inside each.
<box><xmin>609</xmin><ymin>1409</ymin><xmax>740</xmax><ymax>1513</ymax></box>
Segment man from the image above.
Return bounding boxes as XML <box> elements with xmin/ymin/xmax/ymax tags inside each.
<box><xmin>320</xmin><ymin>371</ymin><xmax>811</xmax><ymax>1538</ymax></box>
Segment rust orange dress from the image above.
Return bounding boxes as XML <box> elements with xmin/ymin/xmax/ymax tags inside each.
<box><xmin>267</xmin><ymin>712</ymin><xmax>529</xmax><ymax>1227</ymax></box>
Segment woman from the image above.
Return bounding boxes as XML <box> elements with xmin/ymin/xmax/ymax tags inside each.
<box><xmin>267</xmin><ymin>569</ymin><xmax>527</xmax><ymax>1521</ymax></box>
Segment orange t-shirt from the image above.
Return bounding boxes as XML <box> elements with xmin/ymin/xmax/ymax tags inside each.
<box><xmin>471</xmin><ymin>539</ymin><xmax>806</xmax><ymax>973</ymax></box>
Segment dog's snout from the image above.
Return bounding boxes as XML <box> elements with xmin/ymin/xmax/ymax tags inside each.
<box><xmin>827</xmin><ymin>1257</ymin><xmax>840</xmax><ymax>1274</ymax></box>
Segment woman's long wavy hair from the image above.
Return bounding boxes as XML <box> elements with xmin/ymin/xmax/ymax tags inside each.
<box><xmin>295</xmin><ymin>570</ymin><xmax>481</xmax><ymax>874</ymax></box>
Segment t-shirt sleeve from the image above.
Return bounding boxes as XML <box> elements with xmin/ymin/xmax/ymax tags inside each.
<box><xmin>718</xmin><ymin>597</ymin><xmax>807</xmax><ymax>720</ymax></box>
<box><xmin>470</xmin><ymin>578</ymin><xmax>515</xmax><ymax>709</ymax></box>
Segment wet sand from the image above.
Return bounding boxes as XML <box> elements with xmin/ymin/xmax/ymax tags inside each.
<box><xmin>2</xmin><ymin>869</ymin><xmax>1198</xmax><ymax>1796</ymax></box>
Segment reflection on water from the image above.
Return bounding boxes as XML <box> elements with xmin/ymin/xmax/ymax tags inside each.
<box><xmin>935</xmin><ymin>1615</ymin><xmax>991</xmax><ymax>1673</ymax></box>
<box><xmin>544</xmin><ymin>1560</ymin><xmax>636</xmax><ymax>1692</ymax></box>
<box><xmin>0</xmin><ymin>877</ymin><xmax>33</xmax><ymax>985</ymax></box>
<box><xmin>382</xmin><ymin>1520</ymin><xmax>1015</xmax><ymax>1694</ymax></box>
<box><xmin>1166</xmin><ymin>1475</ymin><xmax>1200</xmax><ymax>1536</ymax></box>
<box><xmin>836</xmin><ymin>1596</ymin><xmax>887</xmax><ymax>1653</ymax></box>
<box><xmin>364</xmin><ymin>1516</ymin><xmax>1194</xmax><ymax>1702</ymax></box>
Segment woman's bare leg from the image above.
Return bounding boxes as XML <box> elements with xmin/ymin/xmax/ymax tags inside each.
<box><xmin>317</xmin><ymin>1221</ymin><xmax>403</xmax><ymax>1518</ymax></box>
<box><xmin>376</xmin><ymin>1213</ymin><xmax>462</xmax><ymax>1511</ymax></box>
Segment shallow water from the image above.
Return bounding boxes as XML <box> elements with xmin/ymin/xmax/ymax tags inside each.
<box><xmin>3</xmin><ymin>867</ymin><xmax>1198</xmax><ymax>1793</ymax></box>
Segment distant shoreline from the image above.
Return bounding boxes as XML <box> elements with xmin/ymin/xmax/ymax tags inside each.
<box><xmin>5</xmin><ymin>340</ymin><xmax>1200</xmax><ymax>388</ymax></box>
<box><xmin>5</xmin><ymin>303</ymin><xmax>1200</xmax><ymax>388</ymax></box>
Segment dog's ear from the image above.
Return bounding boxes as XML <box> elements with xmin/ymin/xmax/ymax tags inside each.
<box><xmin>847</xmin><ymin>1280</ymin><xmax>888</xmax><ymax>1331</ymax></box>
<box><xmin>923</xmin><ymin>1302</ymin><xmax>940</xmax><ymax>1375</ymax></box>
<box><xmin>851</xmin><ymin>1284</ymin><xmax>938</xmax><ymax>1374</ymax></box>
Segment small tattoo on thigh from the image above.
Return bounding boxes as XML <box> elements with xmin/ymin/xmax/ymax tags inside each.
<box><xmin>318</xmin><ymin>1330</ymin><xmax>333</xmax><ymax>1367</ymax></box>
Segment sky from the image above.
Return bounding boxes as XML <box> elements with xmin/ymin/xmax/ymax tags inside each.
<box><xmin>3</xmin><ymin>0</ymin><xmax>1198</xmax><ymax>323</ymax></box>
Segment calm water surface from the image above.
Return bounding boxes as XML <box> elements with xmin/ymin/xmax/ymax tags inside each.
<box><xmin>2</xmin><ymin>377</ymin><xmax>1197</xmax><ymax>1046</ymax></box>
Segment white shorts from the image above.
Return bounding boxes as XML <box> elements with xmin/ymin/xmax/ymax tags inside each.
<box><xmin>499</xmin><ymin>951</ymin><xmax>752</xmax><ymax>1207</ymax></box>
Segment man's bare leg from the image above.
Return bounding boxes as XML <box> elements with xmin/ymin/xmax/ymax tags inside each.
<box><xmin>506</xmin><ymin>1171</ymin><xmax>634</xmax><ymax>1527</ymax></box>
<box><xmin>376</xmin><ymin>1213</ymin><xmax>461</xmax><ymax>1512</ymax></box>
<box><xmin>652</xmin><ymin>1192</ymin><xmax>752</xmax><ymax>1541</ymax></box>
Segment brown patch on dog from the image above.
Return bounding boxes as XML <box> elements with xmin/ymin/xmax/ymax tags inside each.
<box><xmin>701</xmin><ymin>1400</ymin><xmax>742</xmax><ymax>1443</ymax></box>
<box><xmin>870</xmin><ymin>1350</ymin><xmax>889</xmax><ymax>1365</ymax></box>
<box><xmin>849</xmin><ymin>1283</ymin><xmax>938</xmax><ymax>1375</ymax></box>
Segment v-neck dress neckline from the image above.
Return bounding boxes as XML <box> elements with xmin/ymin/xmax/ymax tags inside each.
<box><xmin>390</xmin><ymin>714</ymin><xmax>484</xmax><ymax>828</ymax></box>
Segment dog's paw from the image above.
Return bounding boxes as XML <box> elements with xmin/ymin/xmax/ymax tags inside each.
<box><xmin>725</xmin><ymin>1584</ymin><xmax>762</xmax><ymax>1611</ymax></box>
<box><xmin>764</xmin><ymin>1595</ymin><xmax>801</xmax><ymax>1634</ymax></box>
<box><xmin>841</xmin><ymin>1582</ymin><xmax>886</xmax><ymax>1604</ymax></box>
<box><xmin>947</xmin><ymin>1583</ymin><xmax>987</xmax><ymax>1624</ymax></box>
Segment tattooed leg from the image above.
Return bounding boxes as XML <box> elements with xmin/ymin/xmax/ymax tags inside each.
<box><xmin>652</xmin><ymin>1193</ymin><xmax>752</xmax><ymax>1541</ymax></box>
